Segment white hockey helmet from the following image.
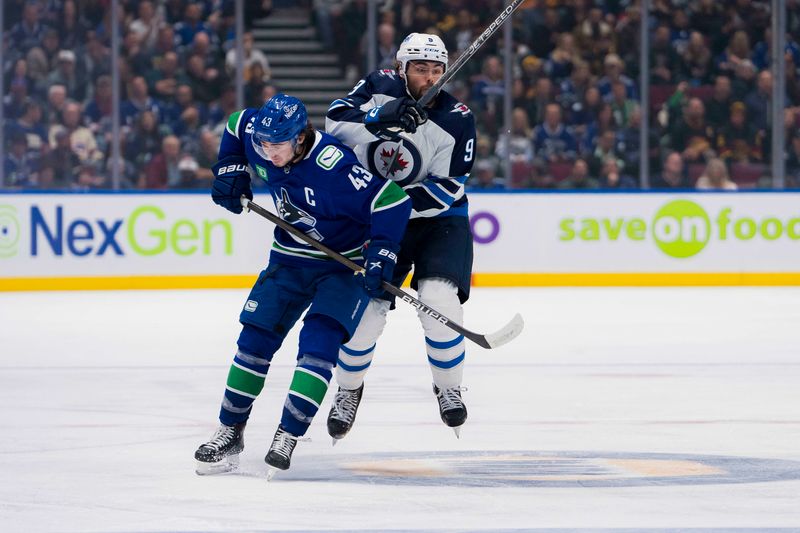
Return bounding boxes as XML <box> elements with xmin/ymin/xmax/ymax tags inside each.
<box><xmin>396</xmin><ymin>33</ymin><xmax>449</xmax><ymax>76</ymax></box>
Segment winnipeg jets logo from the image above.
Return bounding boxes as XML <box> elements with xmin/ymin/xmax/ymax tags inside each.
<box><xmin>276</xmin><ymin>188</ymin><xmax>323</xmax><ymax>241</ymax></box>
<box><xmin>378</xmin><ymin>69</ymin><xmax>396</xmax><ymax>79</ymax></box>
<box><xmin>368</xmin><ymin>140</ymin><xmax>422</xmax><ymax>186</ymax></box>
<box><xmin>379</xmin><ymin>147</ymin><xmax>410</xmax><ymax>176</ymax></box>
<box><xmin>451</xmin><ymin>102</ymin><xmax>472</xmax><ymax>116</ymax></box>
<box><xmin>283</xmin><ymin>103</ymin><xmax>299</xmax><ymax>118</ymax></box>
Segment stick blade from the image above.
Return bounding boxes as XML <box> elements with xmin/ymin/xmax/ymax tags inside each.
<box><xmin>481</xmin><ymin>313</ymin><xmax>524</xmax><ymax>349</ymax></box>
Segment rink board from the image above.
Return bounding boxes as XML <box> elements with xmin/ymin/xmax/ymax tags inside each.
<box><xmin>1</xmin><ymin>191</ymin><xmax>799</xmax><ymax>290</ymax></box>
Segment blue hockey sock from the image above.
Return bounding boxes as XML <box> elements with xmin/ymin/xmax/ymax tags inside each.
<box><xmin>279</xmin><ymin>315</ymin><xmax>344</xmax><ymax>436</ymax></box>
<box><xmin>219</xmin><ymin>323</ymin><xmax>281</xmax><ymax>426</ymax></box>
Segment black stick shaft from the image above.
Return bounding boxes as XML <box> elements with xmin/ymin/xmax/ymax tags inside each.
<box><xmin>243</xmin><ymin>198</ymin><xmax>496</xmax><ymax>348</ymax></box>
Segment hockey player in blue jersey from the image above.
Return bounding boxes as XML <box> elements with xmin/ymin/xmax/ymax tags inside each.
<box><xmin>193</xmin><ymin>94</ymin><xmax>411</xmax><ymax>476</ymax></box>
<box><xmin>325</xmin><ymin>33</ymin><xmax>476</xmax><ymax>439</ymax></box>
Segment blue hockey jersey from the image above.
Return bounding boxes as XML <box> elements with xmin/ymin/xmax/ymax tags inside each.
<box><xmin>326</xmin><ymin>69</ymin><xmax>476</xmax><ymax>219</ymax></box>
<box><xmin>219</xmin><ymin>108</ymin><xmax>411</xmax><ymax>270</ymax></box>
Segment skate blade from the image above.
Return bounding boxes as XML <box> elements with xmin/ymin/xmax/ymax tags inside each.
<box><xmin>331</xmin><ymin>437</ymin><xmax>341</xmax><ymax>447</ymax></box>
<box><xmin>195</xmin><ymin>454</ymin><xmax>239</xmax><ymax>476</ymax></box>
<box><xmin>452</xmin><ymin>426</ymin><xmax>462</xmax><ymax>439</ymax></box>
<box><xmin>266</xmin><ymin>467</ymin><xmax>279</xmax><ymax>481</ymax></box>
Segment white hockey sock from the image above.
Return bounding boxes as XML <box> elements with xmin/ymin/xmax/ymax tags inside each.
<box><xmin>335</xmin><ymin>299</ymin><xmax>390</xmax><ymax>390</ymax></box>
<box><xmin>417</xmin><ymin>278</ymin><xmax>465</xmax><ymax>389</ymax></box>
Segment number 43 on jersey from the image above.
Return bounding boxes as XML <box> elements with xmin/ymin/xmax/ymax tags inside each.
<box><xmin>348</xmin><ymin>166</ymin><xmax>373</xmax><ymax>190</ymax></box>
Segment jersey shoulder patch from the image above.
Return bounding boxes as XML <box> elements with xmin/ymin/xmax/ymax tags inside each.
<box><xmin>429</xmin><ymin>93</ymin><xmax>475</xmax><ymax>139</ymax></box>
<box><xmin>451</xmin><ymin>101</ymin><xmax>472</xmax><ymax>116</ymax></box>
<box><xmin>316</xmin><ymin>145</ymin><xmax>345</xmax><ymax>170</ymax></box>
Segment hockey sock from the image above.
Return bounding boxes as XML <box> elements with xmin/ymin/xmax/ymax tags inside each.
<box><xmin>219</xmin><ymin>323</ymin><xmax>281</xmax><ymax>426</ymax></box>
<box><xmin>335</xmin><ymin>299</ymin><xmax>390</xmax><ymax>390</ymax></box>
<box><xmin>417</xmin><ymin>278</ymin><xmax>466</xmax><ymax>389</ymax></box>
<box><xmin>280</xmin><ymin>315</ymin><xmax>344</xmax><ymax>436</ymax></box>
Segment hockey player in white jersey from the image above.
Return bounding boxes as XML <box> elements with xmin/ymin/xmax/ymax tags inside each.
<box><xmin>325</xmin><ymin>33</ymin><xmax>476</xmax><ymax>439</ymax></box>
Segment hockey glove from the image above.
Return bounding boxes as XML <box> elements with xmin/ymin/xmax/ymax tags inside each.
<box><xmin>362</xmin><ymin>239</ymin><xmax>400</xmax><ymax>298</ymax></box>
<box><xmin>212</xmin><ymin>155</ymin><xmax>253</xmax><ymax>214</ymax></box>
<box><xmin>363</xmin><ymin>97</ymin><xmax>427</xmax><ymax>139</ymax></box>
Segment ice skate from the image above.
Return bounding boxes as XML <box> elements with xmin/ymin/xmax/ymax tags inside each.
<box><xmin>194</xmin><ymin>422</ymin><xmax>246</xmax><ymax>475</ymax></box>
<box><xmin>265</xmin><ymin>425</ymin><xmax>299</xmax><ymax>480</ymax></box>
<box><xmin>433</xmin><ymin>384</ymin><xmax>467</xmax><ymax>437</ymax></box>
<box><xmin>326</xmin><ymin>383</ymin><xmax>364</xmax><ymax>444</ymax></box>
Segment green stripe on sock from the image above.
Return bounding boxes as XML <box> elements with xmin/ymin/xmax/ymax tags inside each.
<box><xmin>289</xmin><ymin>369</ymin><xmax>329</xmax><ymax>406</ymax></box>
<box><xmin>226</xmin><ymin>364</ymin><xmax>266</xmax><ymax>397</ymax></box>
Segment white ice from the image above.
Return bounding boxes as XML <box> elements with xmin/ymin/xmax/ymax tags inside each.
<box><xmin>1</xmin><ymin>287</ymin><xmax>800</xmax><ymax>532</ymax></box>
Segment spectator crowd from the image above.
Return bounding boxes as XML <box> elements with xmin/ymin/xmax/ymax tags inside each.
<box><xmin>3</xmin><ymin>0</ymin><xmax>800</xmax><ymax>190</ymax></box>
<box><xmin>331</xmin><ymin>0</ymin><xmax>800</xmax><ymax>190</ymax></box>
<box><xmin>2</xmin><ymin>0</ymin><xmax>273</xmax><ymax>190</ymax></box>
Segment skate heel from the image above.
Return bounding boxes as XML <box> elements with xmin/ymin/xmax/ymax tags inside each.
<box><xmin>196</xmin><ymin>454</ymin><xmax>239</xmax><ymax>475</ymax></box>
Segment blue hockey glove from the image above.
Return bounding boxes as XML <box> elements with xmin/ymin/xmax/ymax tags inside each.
<box><xmin>364</xmin><ymin>97</ymin><xmax>427</xmax><ymax>138</ymax></box>
<box><xmin>212</xmin><ymin>155</ymin><xmax>252</xmax><ymax>214</ymax></box>
<box><xmin>363</xmin><ymin>239</ymin><xmax>400</xmax><ymax>298</ymax></box>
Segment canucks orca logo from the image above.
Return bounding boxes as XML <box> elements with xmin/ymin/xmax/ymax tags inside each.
<box><xmin>283</xmin><ymin>103</ymin><xmax>299</xmax><ymax>118</ymax></box>
<box><xmin>367</xmin><ymin>139</ymin><xmax>422</xmax><ymax>187</ymax></box>
<box><xmin>276</xmin><ymin>188</ymin><xmax>323</xmax><ymax>241</ymax></box>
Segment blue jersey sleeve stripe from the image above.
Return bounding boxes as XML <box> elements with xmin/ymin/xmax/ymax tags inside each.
<box><xmin>406</xmin><ymin>185</ymin><xmax>448</xmax><ymax>209</ymax></box>
<box><xmin>421</xmin><ymin>181</ymin><xmax>458</xmax><ymax>207</ymax></box>
<box><xmin>430</xmin><ymin>174</ymin><xmax>468</xmax><ymax>185</ymax></box>
<box><xmin>434</xmin><ymin>180</ymin><xmax>464</xmax><ymax>199</ymax></box>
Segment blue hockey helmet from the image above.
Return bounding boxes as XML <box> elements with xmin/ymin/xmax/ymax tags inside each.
<box><xmin>252</xmin><ymin>93</ymin><xmax>308</xmax><ymax>145</ymax></box>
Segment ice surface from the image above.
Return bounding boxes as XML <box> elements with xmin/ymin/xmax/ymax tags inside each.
<box><xmin>1</xmin><ymin>287</ymin><xmax>799</xmax><ymax>532</ymax></box>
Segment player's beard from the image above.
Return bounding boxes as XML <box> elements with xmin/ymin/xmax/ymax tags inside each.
<box><xmin>414</xmin><ymin>83</ymin><xmax>433</xmax><ymax>101</ymax></box>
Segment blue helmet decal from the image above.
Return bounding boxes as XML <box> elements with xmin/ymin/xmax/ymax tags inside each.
<box><xmin>252</xmin><ymin>93</ymin><xmax>308</xmax><ymax>145</ymax></box>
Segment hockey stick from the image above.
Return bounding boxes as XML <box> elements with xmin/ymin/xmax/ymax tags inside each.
<box><xmin>241</xmin><ymin>197</ymin><xmax>524</xmax><ymax>349</ymax></box>
<box><xmin>418</xmin><ymin>0</ymin><xmax>523</xmax><ymax>107</ymax></box>
<box><xmin>385</xmin><ymin>0</ymin><xmax>524</xmax><ymax>169</ymax></box>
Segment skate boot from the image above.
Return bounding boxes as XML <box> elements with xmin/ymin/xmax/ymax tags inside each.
<box><xmin>194</xmin><ymin>422</ymin><xmax>246</xmax><ymax>475</ymax></box>
<box><xmin>265</xmin><ymin>425</ymin><xmax>299</xmax><ymax>480</ymax></box>
<box><xmin>326</xmin><ymin>383</ymin><xmax>364</xmax><ymax>444</ymax></box>
<box><xmin>433</xmin><ymin>384</ymin><xmax>467</xmax><ymax>437</ymax></box>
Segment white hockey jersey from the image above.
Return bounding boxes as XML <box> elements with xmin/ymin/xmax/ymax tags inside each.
<box><xmin>326</xmin><ymin>69</ymin><xmax>476</xmax><ymax>219</ymax></box>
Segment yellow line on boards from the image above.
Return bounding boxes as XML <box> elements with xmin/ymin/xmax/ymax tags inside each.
<box><xmin>472</xmin><ymin>272</ymin><xmax>800</xmax><ymax>287</ymax></box>
<box><xmin>0</xmin><ymin>275</ymin><xmax>258</xmax><ymax>291</ymax></box>
<box><xmin>2</xmin><ymin>272</ymin><xmax>800</xmax><ymax>291</ymax></box>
